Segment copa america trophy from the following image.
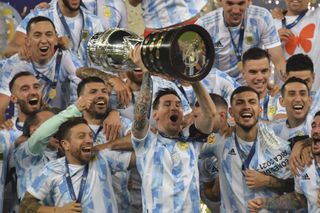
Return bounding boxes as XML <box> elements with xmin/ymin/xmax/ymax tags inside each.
<box><xmin>87</xmin><ymin>24</ymin><xmax>214</xmax><ymax>82</ymax></box>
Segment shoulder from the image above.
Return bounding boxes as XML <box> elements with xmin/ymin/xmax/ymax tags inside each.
<box><xmin>44</xmin><ymin>158</ymin><xmax>65</xmax><ymax>174</ymax></box>
<box><xmin>247</xmin><ymin>5</ymin><xmax>272</xmax><ymax>17</ymax></box>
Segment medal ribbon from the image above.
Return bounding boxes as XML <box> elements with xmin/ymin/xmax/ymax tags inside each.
<box><xmin>262</xmin><ymin>92</ymin><xmax>270</xmax><ymax>121</ymax></box>
<box><xmin>15</xmin><ymin>118</ymin><xmax>23</xmax><ymax>132</ymax></box>
<box><xmin>65</xmin><ymin>158</ymin><xmax>89</xmax><ymax>203</ymax></box>
<box><xmin>314</xmin><ymin>160</ymin><xmax>320</xmax><ymax>185</ymax></box>
<box><xmin>158</xmin><ymin>131</ymin><xmax>207</xmax><ymax>143</ymax></box>
<box><xmin>234</xmin><ymin>130</ymin><xmax>257</xmax><ymax>172</ymax></box>
<box><xmin>31</xmin><ymin>48</ymin><xmax>63</xmax><ymax>103</ymax></box>
<box><xmin>56</xmin><ymin>2</ymin><xmax>84</xmax><ymax>51</ymax></box>
<box><xmin>91</xmin><ymin>125</ymin><xmax>103</xmax><ymax>143</ymax></box>
<box><xmin>224</xmin><ymin>12</ymin><xmax>245</xmax><ymax>62</ymax></box>
<box><xmin>282</xmin><ymin>10</ymin><xmax>308</xmax><ymax>29</ymax></box>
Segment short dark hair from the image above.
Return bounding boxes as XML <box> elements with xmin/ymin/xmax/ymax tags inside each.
<box><xmin>55</xmin><ymin>117</ymin><xmax>88</xmax><ymax>142</ymax></box>
<box><xmin>281</xmin><ymin>77</ymin><xmax>310</xmax><ymax>97</ymax></box>
<box><xmin>22</xmin><ymin>108</ymin><xmax>56</xmax><ymax>137</ymax></box>
<box><xmin>195</xmin><ymin>93</ymin><xmax>228</xmax><ymax>111</ymax></box>
<box><xmin>242</xmin><ymin>47</ymin><xmax>270</xmax><ymax>65</ymax></box>
<box><xmin>152</xmin><ymin>88</ymin><xmax>181</xmax><ymax>110</ymax></box>
<box><xmin>9</xmin><ymin>72</ymin><xmax>35</xmax><ymax>92</ymax></box>
<box><xmin>314</xmin><ymin>111</ymin><xmax>320</xmax><ymax>119</ymax></box>
<box><xmin>26</xmin><ymin>16</ymin><xmax>56</xmax><ymax>34</ymax></box>
<box><xmin>230</xmin><ymin>86</ymin><xmax>260</xmax><ymax>104</ymax></box>
<box><xmin>286</xmin><ymin>54</ymin><xmax>314</xmax><ymax>74</ymax></box>
<box><xmin>77</xmin><ymin>76</ymin><xmax>105</xmax><ymax>96</ymax></box>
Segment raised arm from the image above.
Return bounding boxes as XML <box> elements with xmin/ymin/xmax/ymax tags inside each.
<box><xmin>27</xmin><ymin>97</ymin><xmax>92</xmax><ymax>155</ymax></box>
<box><xmin>267</xmin><ymin>45</ymin><xmax>287</xmax><ymax>81</ymax></box>
<box><xmin>191</xmin><ymin>81</ymin><xmax>216</xmax><ymax>134</ymax></box>
<box><xmin>132</xmin><ymin>71</ymin><xmax>151</xmax><ymax>139</ymax></box>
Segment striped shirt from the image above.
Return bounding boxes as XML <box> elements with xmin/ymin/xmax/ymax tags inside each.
<box><xmin>196</xmin><ymin>5</ymin><xmax>281</xmax><ymax>82</ymax></box>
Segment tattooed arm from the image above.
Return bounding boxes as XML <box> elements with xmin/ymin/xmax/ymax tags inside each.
<box><xmin>132</xmin><ymin>72</ymin><xmax>151</xmax><ymax>139</ymax></box>
<box><xmin>20</xmin><ymin>192</ymin><xmax>82</xmax><ymax>213</ymax></box>
<box><xmin>248</xmin><ymin>192</ymin><xmax>307</xmax><ymax>212</ymax></box>
<box><xmin>191</xmin><ymin>81</ymin><xmax>217</xmax><ymax>134</ymax></box>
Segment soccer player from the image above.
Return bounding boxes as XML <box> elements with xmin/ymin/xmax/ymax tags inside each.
<box><xmin>248</xmin><ymin>111</ymin><xmax>320</xmax><ymax>213</ymax></box>
<box><xmin>3</xmin><ymin>0</ymin><xmax>104</xmax><ymax>66</ymax></box>
<box><xmin>0</xmin><ymin>72</ymin><xmax>43</xmax><ymax>213</ymax></box>
<box><xmin>20</xmin><ymin>115</ymin><xmax>133</xmax><ymax>212</ymax></box>
<box><xmin>196</xmin><ymin>0</ymin><xmax>286</xmax><ymax>84</ymax></box>
<box><xmin>241</xmin><ymin>47</ymin><xmax>283</xmax><ymax>121</ymax></box>
<box><xmin>201</xmin><ymin>86</ymin><xmax>292</xmax><ymax>212</ymax></box>
<box><xmin>0</xmin><ymin>16</ymin><xmax>82</xmax><ymax>123</ymax></box>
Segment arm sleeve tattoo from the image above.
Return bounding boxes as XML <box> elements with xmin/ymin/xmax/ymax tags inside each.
<box><xmin>132</xmin><ymin>72</ymin><xmax>151</xmax><ymax>136</ymax></box>
<box><xmin>19</xmin><ymin>192</ymin><xmax>41</xmax><ymax>213</ymax></box>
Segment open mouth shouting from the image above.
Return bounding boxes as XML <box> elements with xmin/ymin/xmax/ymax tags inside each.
<box><xmin>39</xmin><ymin>46</ymin><xmax>50</xmax><ymax>56</ymax></box>
<box><xmin>28</xmin><ymin>96</ymin><xmax>40</xmax><ymax>107</ymax></box>
<box><xmin>292</xmin><ymin>104</ymin><xmax>304</xmax><ymax>113</ymax></box>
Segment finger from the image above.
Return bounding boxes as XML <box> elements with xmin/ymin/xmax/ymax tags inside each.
<box><xmin>104</xmin><ymin>124</ymin><xmax>111</xmax><ymax>140</ymax></box>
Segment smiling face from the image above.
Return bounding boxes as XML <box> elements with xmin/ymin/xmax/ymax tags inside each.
<box><xmin>312</xmin><ymin>115</ymin><xmax>320</xmax><ymax>155</ymax></box>
<box><xmin>26</xmin><ymin>21</ymin><xmax>58</xmax><ymax>65</ymax></box>
<box><xmin>153</xmin><ymin>94</ymin><xmax>184</xmax><ymax>137</ymax></box>
<box><xmin>220</xmin><ymin>0</ymin><xmax>251</xmax><ymax>26</ymax></box>
<box><xmin>62</xmin><ymin>0</ymin><xmax>81</xmax><ymax>11</ymax></box>
<box><xmin>62</xmin><ymin>123</ymin><xmax>94</xmax><ymax>165</ymax></box>
<box><xmin>285</xmin><ymin>0</ymin><xmax>309</xmax><ymax>15</ymax></box>
<box><xmin>81</xmin><ymin>82</ymin><xmax>109</xmax><ymax>119</ymax></box>
<box><xmin>11</xmin><ymin>75</ymin><xmax>42</xmax><ymax>115</ymax></box>
<box><xmin>280</xmin><ymin>82</ymin><xmax>311</xmax><ymax>125</ymax></box>
<box><xmin>230</xmin><ymin>91</ymin><xmax>260</xmax><ymax>132</ymax></box>
<box><xmin>242</xmin><ymin>57</ymin><xmax>271</xmax><ymax>98</ymax></box>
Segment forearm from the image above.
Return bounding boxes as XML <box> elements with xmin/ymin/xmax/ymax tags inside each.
<box><xmin>191</xmin><ymin>82</ymin><xmax>216</xmax><ymax>134</ymax></box>
<box><xmin>132</xmin><ymin>72</ymin><xmax>151</xmax><ymax>139</ymax></box>
<box><xmin>267</xmin><ymin>46</ymin><xmax>286</xmax><ymax>80</ymax></box>
<box><xmin>20</xmin><ymin>192</ymin><xmax>54</xmax><ymax>213</ymax></box>
<box><xmin>267</xmin><ymin>176</ymin><xmax>294</xmax><ymax>193</ymax></box>
<box><xmin>28</xmin><ymin>104</ymin><xmax>82</xmax><ymax>154</ymax></box>
<box><xmin>109</xmin><ymin>134</ymin><xmax>133</xmax><ymax>150</ymax></box>
<box><xmin>263</xmin><ymin>192</ymin><xmax>307</xmax><ymax>211</ymax></box>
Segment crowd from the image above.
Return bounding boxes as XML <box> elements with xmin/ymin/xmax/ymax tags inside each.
<box><xmin>0</xmin><ymin>0</ymin><xmax>320</xmax><ymax>212</ymax></box>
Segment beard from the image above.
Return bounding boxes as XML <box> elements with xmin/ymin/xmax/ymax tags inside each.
<box><xmin>62</xmin><ymin>0</ymin><xmax>80</xmax><ymax>12</ymax></box>
<box><xmin>127</xmin><ymin>71</ymin><xmax>142</xmax><ymax>85</ymax></box>
<box><xmin>236</xmin><ymin>120</ymin><xmax>258</xmax><ymax>133</ymax></box>
<box><xmin>88</xmin><ymin>105</ymin><xmax>109</xmax><ymax>120</ymax></box>
<box><xmin>17</xmin><ymin>99</ymin><xmax>38</xmax><ymax>116</ymax></box>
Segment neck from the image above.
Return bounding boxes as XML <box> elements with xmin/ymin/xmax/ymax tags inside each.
<box><xmin>287</xmin><ymin>117</ymin><xmax>305</xmax><ymax>128</ymax></box>
<box><xmin>83</xmin><ymin>112</ymin><xmax>103</xmax><ymax>125</ymax></box>
<box><xmin>31</xmin><ymin>55</ymin><xmax>49</xmax><ymax>65</ymax></box>
<box><xmin>287</xmin><ymin>9</ymin><xmax>307</xmax><ymax>16</ymax></box>
<box><xmin>235</xmin><ymin>125</ymin><xmax>257</xmax><ymax>142</ymax></box>
<box><xmin>17</xmin><ymin>112</ymin><xmax>27</xmax><ymax>123</ymax></box>
<box><xmin>158</xmin><ymin>127</ymin><xmax>180</xmax><ymax>138</ymax></box>
<box><xmin>127</xmin><ymin>79</ymin><xmax>141</xmax><ymax>92</ymax></box>
<box><xmin>66</xmin><ymin>154</ymin><xmax>85</xmax><ymax>165</ymax></box>
<box><xmin>260</xmin><ymin>89</ymin><xmax>267</xmax><ymax>100</ymax></box>
<box><xmin>58</xmin><ymin>0</ymin><xmax>79</xmax><ymax>17</ymax></box>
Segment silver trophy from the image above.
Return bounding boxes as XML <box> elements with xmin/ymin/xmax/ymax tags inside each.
<box><xmin>87</xmin><ymin>25</ymin><xmax>214</xmax><ymax>82</ymax></box>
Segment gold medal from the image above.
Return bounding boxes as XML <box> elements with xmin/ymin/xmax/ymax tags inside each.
<box><xmin>268</xmin><ymin>106</ymin><xmax>276</xmax><ymax>117</ymax></box>
<box><xmin>48</xmin><ymin>88</ymin><xmax>57</xmax><ymax>100</ymax></box>
<box><xmin>245</xmin><ymin>33</ymin><xmax>254</xmax><ymax>45</ymax></box>
<box><xmin>237</xmin><ymin>61</ymin><xmax>243</xmax><ymax>71</ymax></box>
<box><xmin>177</xmin><ymin>141</ymin><xmax>189</xmax><ymax>151</ymax></box>
<box><xmin>207</xmin><ymin>134</ymin><xmax>216</xmax><ymax>144</ymax></box>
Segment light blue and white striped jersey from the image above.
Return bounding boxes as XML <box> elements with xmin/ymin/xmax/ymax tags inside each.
<box><xmin>14</xmin><ymin>142</ymin><xmax>58</xmax><ymax>199</ymax></box>
<box><xmin>259</xmin><ymin>92</ymin><xmax>283</xmax><ymax>122</ymax></box>
<box><xmin>294</xmin><ymin>160</ymin><xmax>320</xmax><ymax>213</ymax></box>
<box><xmin>109</xmin><ymin>75</ymin><xmax>192</xmax><ymax>127</ymax></box>
<box><xmin>82</xmin><ymin>0</ymin><xmax>128</xmax><ymax>29</ymax></box>
<box><xmin>27</xmin><ymin>149</ymin><xmax>129</xmax><ymax>213</ymax></box>
<box><xmin>196</xmin><ymin>5</ymin><xmax>281</xmax><ymax>82</ymax></box>
<box><xmin>140</xmin><ymin>0</ymin><xmax>207</xmax><ymax>28</ymax></box>
<box><xmin>183</xmin><ymin>68</ymin><xmax>240</xmax><ymax>106</ymax></box>
<box><xmin>269</xmin><ymin>117</ymin><xmax>312</xmax><ymax>142</ymax></box>
<box><xmin>0</xmin><ymin>51</ymin><xmax>82</xmax><ymax>110</ymax></box>
<box><xmin>201</xmin><ymin>129</ymin><xmax>291</xmax><ymax>212</ymax></box>
<box><xmin>90</xmin><ymin>116</ymin><xmax>132</xmax><ymax>213</ymax></box>
<box><xmin>132</xmin><ymin>130</ymin><xmax>202</xmax><ymax>213</ymax></box>
<box><xmin>0</xmin><ymin>127</ymin><xmax>21</xmax><ymax>213</ymax></box>
<box><xmin>16</xmin><ymin>1</ymin><xmax>104</xmax><ymax>66</ymax></box>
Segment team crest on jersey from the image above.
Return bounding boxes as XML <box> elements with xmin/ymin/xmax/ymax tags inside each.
<box><xmin>228</xmin><ymin>148</ymin><xmax>236</xmax><ymax>155</ymax></box>
<box><xmin>82</xmin><ymin>29</ymin><xmax>89</xmax><ymax>41</ymax></box>
<box><xmin>207</xmin><ymin>134</ymin><xmax>216</xmax><ymax>144</ymax></box>
<box><xmin>177</xmin><ymin>141</ymin><xmax>189</xmax><ymax>151</ymax></box>
<box><xmin>268</xmin><ymin>105</ymin><xmax>276</xmax><ymax>117</ymax></box>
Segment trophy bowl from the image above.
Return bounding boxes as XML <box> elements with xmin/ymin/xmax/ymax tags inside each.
<box><xmin>87</xmin><ymin>25</ymin><xmax>214</xmax><ymax>82</ymax></box>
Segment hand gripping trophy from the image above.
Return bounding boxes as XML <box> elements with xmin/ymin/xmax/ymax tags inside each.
<box><xmin>86</xmin><ymin>24</ymin><xmax>214</xmax><ymax>82</ymax></box>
